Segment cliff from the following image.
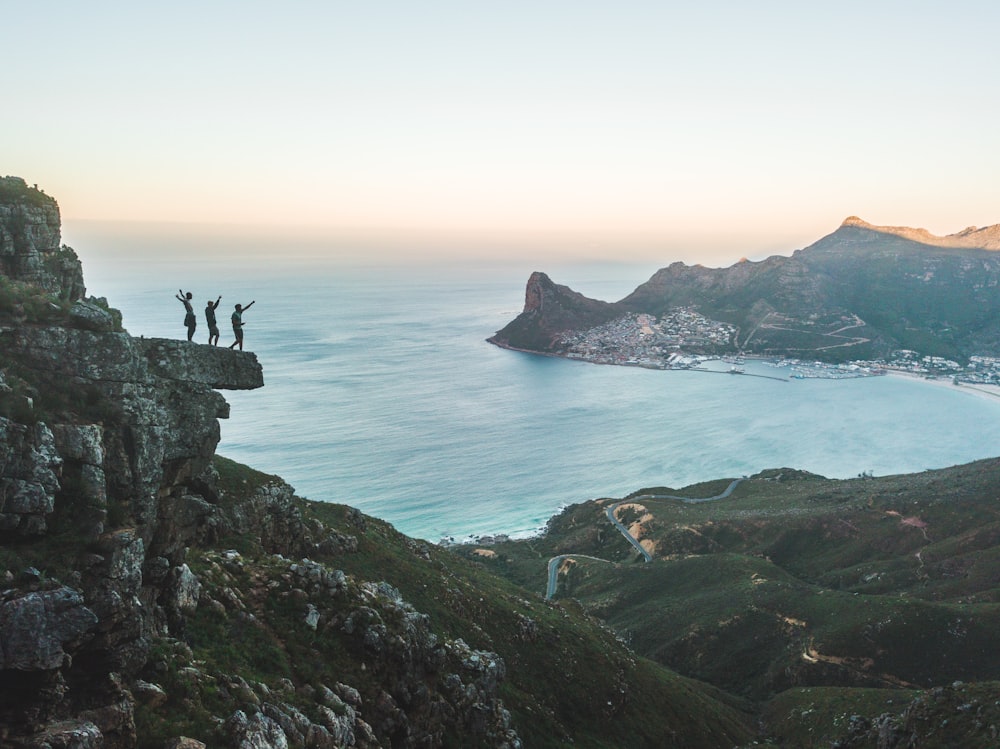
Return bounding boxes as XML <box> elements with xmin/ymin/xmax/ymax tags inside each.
<box><xmin>0</xmin><ymin>177</ymin><xmax>84</xmax><ymax>300</ymax></box>
<box><xmin>486</xmin><ymin>271</ymin><xmax>619</xmax><ymax>352</ymax></box>
<box><xmin>0</xmin><ymin>177</ymin><xmax>268</xmax><ymax>746</ymax></box>
<box><xmin>0</xmin><ymin>181</ymin><xmax>527</xmax><ymax>748</ymax></box>
<box><xmin>0</xmin><ymin>181</ymin><xmax>755</xmax><ymax>748</ymax></box>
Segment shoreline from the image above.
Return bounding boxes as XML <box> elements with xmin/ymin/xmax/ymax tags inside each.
<box><xmin>881</xmin><ymin>369</ymin><xmax>1000</xmax><ymax>403</ymax></box>
<box><xmin>490</xmin><ymin>338</ymin><xmax>1000</xmax><ymax>402</ymax></box>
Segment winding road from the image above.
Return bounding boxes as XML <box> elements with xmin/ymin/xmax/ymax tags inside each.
<box><xmin>543</xmin><ymin>478</ymin><xmax>745</xmax><ymax>599</ymax></box>
<box><xmin>630</xmin><ymin>477</ymin><xmax>744</xmax><ymax>504</ymax></box>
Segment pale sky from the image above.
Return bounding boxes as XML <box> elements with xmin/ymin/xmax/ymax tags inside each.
<box><xmin>7</xmin><ymin>1</ymin><xmax>999</xmax><ymax>266</ymax></box>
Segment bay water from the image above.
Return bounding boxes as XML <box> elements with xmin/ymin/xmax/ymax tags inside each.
<box><xmin>78</xmin><ymin>245</ymin><xmax>1000</xmax><ymax>543</ymax></box>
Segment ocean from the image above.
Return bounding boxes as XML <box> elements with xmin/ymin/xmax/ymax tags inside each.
<box><xmin>77</xmin><ymin>243</ymin><xmax>1000</xmax><ymax>544</ymax></box>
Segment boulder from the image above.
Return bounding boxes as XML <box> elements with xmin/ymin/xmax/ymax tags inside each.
<box><xmin>0</xmin><ymin>587</ymin><xmax>98</xmax><ymax>670</ymax></box>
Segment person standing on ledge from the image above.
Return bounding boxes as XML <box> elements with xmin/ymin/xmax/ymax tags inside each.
<box><xmin>205</xmin><ymin>295</ymin><xmax>222</xmax><ymax>346</ymax></box>
<box><xmin>176</xmin><ymin>289</ymin><xmax>196</xmax><ymax>341</ymax></box>
<box><xmin>228</xmin><ymin>300</ymin><xmax>255</xmax><ymax>350</ymax></box>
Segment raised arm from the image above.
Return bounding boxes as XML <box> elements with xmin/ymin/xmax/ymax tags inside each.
<box><xmin>243</xmin><ymin>300</ymin><xmax>256</xmax><ymax>311</ymax></box>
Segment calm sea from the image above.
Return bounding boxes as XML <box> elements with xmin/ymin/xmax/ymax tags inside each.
<box><xmin>78</xmin><ymin>246</ymin><xmax>1000</xmax><ymax>543</ymax></box>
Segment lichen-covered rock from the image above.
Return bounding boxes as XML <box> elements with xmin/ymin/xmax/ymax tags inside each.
<box><xmin>0</xmin><ymin>419</ymin><xmax>62</xmax><ymax>535</ymax></box>
<box><xmin>21</xmin><ymin>720</ymin><xmax>103</xmax><ymax>748</ymax></box>
<box><xmin>0</xmin><ymin>176</ymin><xmax>84</xmax><ymax>299</ymax></box>
<box><xmin>0</xmin><ymin>586</ymin><xmax>98</xmax><ymax>670</ymax></box>
<box><xmin>225</xmin><ymin>709</ymin><xmax>289</xmax><ymax>749</ymax></box>
<box><xmin>168</xmin><ymin>564</ymin><xmax>201</xmax><ymax>615</ymax></box>
<box><xmin>139</xmin><ymin>338</ymin><xmax>264</xmax><ymax>391</ymax></box>
<box><xmin>69</xmin><ymin>299</ymin><xmax>117</xmax><ymax>332</ymax></box>
<box><xmin>132</xmin><ymin>679</ymin><xmax>168</xmax><ymax>708</ymax></box>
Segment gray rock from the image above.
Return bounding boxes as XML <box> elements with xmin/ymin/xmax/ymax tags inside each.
<box><xmin>138</xmin><ymin>337</ymin><xmax>264</xmax><ymax>391</ymax></box>
<box><xmin>0</xmin><ymin>419</ymin><xmax>62</xmax><ymax>535</ymax></box>
<box><xmin>0</xmin><ymin>587</ymin><xmax>98</xmax><ymax>670</ymax></box>
<box><xmin>69</xmin><ymin>299</ymin><xmax>115</xmax><ymax>332</ymax></box>
<box><xmin>225</xmin><ymin>709</ymin><xmax>290</xmax><ymax>749</ymax></box>
<box><xmin>132</xmin><ymin>679</ymin><xmax>168</xmax><ymax>708</ymax></box>
<box><xmin>22</xmin><ymin>720</ymin><xmax>103</xmax><ymax>748</ymax></box>
<box><xmin>304</xmin><ymin>603</ymin><xmax>320</xmax><ymax>630</ymax></box>
<box><xmin>0</xmin><ymin>178</ymin><xmax>84</xmax><ymax>299</ymax></box>
<box><xmin>169</xmin><ymin>564</ymin><xmax>201</xmax><ymax>615</ymax></box>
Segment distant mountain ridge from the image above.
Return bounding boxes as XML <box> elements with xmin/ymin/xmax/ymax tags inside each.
<box><xmin>839</xmin><ymin>216</ymin><xmax>1000</xmax><ymax>250</ymax></box>
<box><xmin>490</xmin><ymin>217</ymin><xmax>1000</xmax><ymax>362</ymax></box>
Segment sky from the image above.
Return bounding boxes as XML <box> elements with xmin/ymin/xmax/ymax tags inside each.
<box><xmin>6</xmin><ymin>1</ymin><xmax>999</xmax><ymax>267</ymax></box>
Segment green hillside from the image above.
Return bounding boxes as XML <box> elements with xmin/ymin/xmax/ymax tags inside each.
<box><xmin>455</xmin><ymin>459</ymin><xmax>1000</xmax><ymax>746</ymax></box>
<box><xmin>132</xmin><ymin>456</ymin><xmax>755</xmax><ymax>748</ymax></box>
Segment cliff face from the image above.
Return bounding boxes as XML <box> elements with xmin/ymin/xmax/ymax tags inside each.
<box><xmin>487</xmin><ymin>271</ymin><xmax>619</xmax><ymax>352</ymax></box>
<box><xmin>0</xmin><ymin>180</ymin><xmax>268</xmax><ymax>746</ymax></box>
<box><xmin>0</xmin><ymin>181</ymin><xmax>538</xmax><ymax>749</ymax></box>
<box><xmin>0</xmin><ymin>176</ymin><xmax>84</xmax><ymax>299</ymax></box>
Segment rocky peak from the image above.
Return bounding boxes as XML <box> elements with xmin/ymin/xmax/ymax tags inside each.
<box><xmin>522</xmin><ymin>271</ymin><xmax>552</xmax><ymax>313</ymax></box>
<box><xmin>0</xmin><ymin>176</ymin><xmax>85</xmax><ymax>299</ymax></box>
<box><xmin>488</xmin><ymin>271</ymin><xmax>618</xmax><ymax>352</ymax></box>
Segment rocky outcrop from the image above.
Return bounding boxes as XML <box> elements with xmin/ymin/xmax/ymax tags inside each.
<box><xmin>488</xmin><ymin>271</ymin><xmax>618</xmax><ymax>352</ymax></box>
<box><xmin>0</xmin><ymin>420</ymin><xmax>62</xmax><ymax>535</ymax></box>
<box><xmin>180</xmin><ymin>550</ymin><xmax>521</xmax><ymax>748</ymax></box>
<box><xmin>0</xmin><ymin>179</ymin><xmax>266</xmax><ymax>747</ymax></box>
<box><xmin>0</xmin><ymin>179</ymin><xmax>522</xmax><ymax>749</ymax></box>
<box><xmin>2</xmin><ymin>325</ymin><xmax>263</xmax><ymax>536</ymax></box>
<box><xmin>0</xmin><ymin>176</ymin><xmax>84</xmax><ymax>299</ymax></box>
<box><xmin>0</xmin><ymin>587</ymin><xmax>98</xmax><ymax>671</ymax></box>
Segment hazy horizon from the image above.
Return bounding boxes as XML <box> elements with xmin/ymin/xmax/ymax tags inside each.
<box><xmin>9</xmin><ymin>2</ymin><xmax>998</xmax><ymax>268</ymax></box>
<box><xmin>63</xmin><ymin>216</ymin><xmax>830</xmax><ymax>272</ymax></box>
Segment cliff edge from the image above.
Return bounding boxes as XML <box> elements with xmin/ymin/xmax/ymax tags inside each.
<box><xmin>0</xmin><ymin>178</ymin><xmax>762</xmax><ymax>749</ymax></box>
<box><xmin>0</xmin><ymin>178</ymin><xmax>271</xmax><ymax>746</ymax></box>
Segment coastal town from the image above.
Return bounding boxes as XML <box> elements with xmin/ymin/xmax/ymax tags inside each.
<box><xmin>555</xmin><ymin>308</ymin><xmax>1000</xmax><ymax>387</ymax></box>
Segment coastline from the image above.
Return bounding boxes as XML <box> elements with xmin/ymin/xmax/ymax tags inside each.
<box><xmin>882</xmin><ymin>369</ymin><xmax>1000</xmax><ymax>402</ymax></box>
<box><xmin>490</xmin><ymin>338</ymin><xmax>1000</xmax><ymax>402</ymax></box>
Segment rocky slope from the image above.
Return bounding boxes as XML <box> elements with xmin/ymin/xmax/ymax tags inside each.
<box><xmin>490</xmin><ymin>217</ymin><xmax>1000</xmax><ymax>362</ymax></box>
<box><xmin>0</xmin><ymin>178</ymin><xmax>756</xmax><ymax>748</ymax></box>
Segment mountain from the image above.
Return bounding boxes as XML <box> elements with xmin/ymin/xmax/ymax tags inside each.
<box><xmin>489</xmin><ymin>217</ymin><xmax>1000</xmax><ymax>362</ymax></box>
<box><xmin>0</xmin><ymin>180</ymin><xmax>753</xmax><ymax>748</ymax></box>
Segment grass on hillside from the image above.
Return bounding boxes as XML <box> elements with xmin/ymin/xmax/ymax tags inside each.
<box><xmin>484</xmin><ymin>459</ymin><xmax>1000</xmax><ymax>740</ymax></box>
<box><xmin>136</xmin><ymin>456</ymin><xmax>756</xmax><ymax>748</ymax></box>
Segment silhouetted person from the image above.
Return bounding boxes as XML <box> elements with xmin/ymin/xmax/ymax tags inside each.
<box><xmin>176</xmin><ymin>289</ymin><xmax>196</xmax><ymax>341</ymax></box>
<box><xmin>205</xmin><ymin>295</ymin><xmax>222</xmax><ymax>346</ymax></box>
<box><xmin>228</xmin><ymin>300</ymin><xmax>255</xmax><ymax>350</ymax></box>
